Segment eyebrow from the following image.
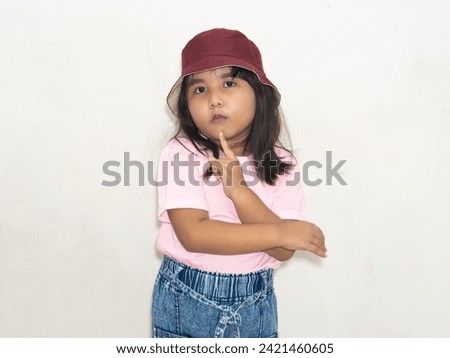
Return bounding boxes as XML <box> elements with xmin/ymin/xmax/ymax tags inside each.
<box><xmin>188</xmin><ymin>71</ymin><xmax>235</xmax><ymax>87</ymax></box>
<box><xmin>188</xmin><ymin>78</ymin><xmax>204</xmax><ymax>87</ymax></box>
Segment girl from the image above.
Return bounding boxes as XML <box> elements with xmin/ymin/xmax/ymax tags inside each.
<box><xmin>152</xmin><ymin>28</ymin><xmax>326</xmax><ymax>338</ymax></box>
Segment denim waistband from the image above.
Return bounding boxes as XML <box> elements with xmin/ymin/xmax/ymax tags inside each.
<box><xmin>160</xmin><ymin>256</ymin><xmax>274</xmax><ymax>301</ymax></box>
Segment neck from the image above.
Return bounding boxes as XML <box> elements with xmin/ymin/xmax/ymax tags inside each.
<box><xmin>229</xmin><ymin>141</ymin><xmax>246</xmax><ymax>156</ymax></box>
<box><xmin>215</xmin><ymin>136</ymin><xmax>247</xmax><ymax>157</ymax></box>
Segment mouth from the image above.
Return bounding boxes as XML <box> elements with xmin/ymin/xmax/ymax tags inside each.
<box><xmin>211</xmin><ymin>114</ymin><xmax>227</xmax><ymax>123</ymax></box>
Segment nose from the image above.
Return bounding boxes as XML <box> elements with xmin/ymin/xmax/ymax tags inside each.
<box><xmin>209</xmin><ymin>90</ymin><xmax>223</xmax><ymax>108</ymax></box>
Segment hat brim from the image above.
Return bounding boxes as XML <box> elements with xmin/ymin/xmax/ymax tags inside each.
<box><xmin>166</xmin><ymin>56</ymin><xmax>280</xmax><ymax>117</ymax></box>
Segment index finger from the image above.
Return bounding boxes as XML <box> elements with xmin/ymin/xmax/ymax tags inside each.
<box><xmin>219</xmin><ymin>132</ymin><xmax>236</xmax><ymax>159</ymax></box>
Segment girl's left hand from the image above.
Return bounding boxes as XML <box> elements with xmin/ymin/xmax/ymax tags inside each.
<box><xmin>208</xmin><ymin>132</ymin><xmax>247</xmax><ymax>199</ymax></box>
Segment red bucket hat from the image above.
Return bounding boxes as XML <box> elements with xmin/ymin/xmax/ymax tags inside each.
<box><xmin>166</xmin><ymin>28</ymin><xmax>281</xmax><ymax>116</ymax></box>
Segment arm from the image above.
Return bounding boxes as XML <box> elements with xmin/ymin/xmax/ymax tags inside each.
<box><xmin>229</xmin><ymin>186</ymin><xmax>295</xmax><ymax>261</ymax></box>
<box><xmin>161</xmin><ymin>136</ymin><xmax>327</xmax><ymax>258</ymax></box>
<box><xmin>168</xmin><ymin>208</ymin><xmax>326</xmax><ymax>257</ymax></box>
<box><xmin>209</xmin><ymin>132</ymin><xmax>294</xmax><ymax>260</ymax></box>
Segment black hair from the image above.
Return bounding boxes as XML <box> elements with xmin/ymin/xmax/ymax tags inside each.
<box><xmin>174</xmin><ymin>66</ymin><xmax>293</xmax><ymax>185</ymax></box>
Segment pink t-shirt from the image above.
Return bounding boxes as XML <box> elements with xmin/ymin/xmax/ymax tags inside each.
<box><xmin>156</xmin><ymin>137</ymin><xmax>307</xmax><ymax>274</ymax></box>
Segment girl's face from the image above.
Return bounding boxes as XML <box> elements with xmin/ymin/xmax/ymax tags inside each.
<box><xmin>187</xmin><ymin>66</ymin><xmax>256</xmax><ymax>155</ymax></box>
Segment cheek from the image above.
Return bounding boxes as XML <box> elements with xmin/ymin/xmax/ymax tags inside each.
<box><xmin>187</xmin><ymin>102</ymin><xmax>207</xmax><ymax>130</ymax></box>
<box><xmin>250</xmin><ymin>98</ymin><xmax>256</xmax><ymax>118</ymax></box>
<box><xmin>187</xmin><ymin>99</ymin><xmax>201</xmax><ymax>120</ymax></box>
<box><xmin>241</xmin><ymin>95</ymin><xmax>256</xmax><ymax>122</ymax></box>
<box><xmin>187</xmin><ymin>93</ymin><xmax>207</xmax><ymax>108</ymax></box>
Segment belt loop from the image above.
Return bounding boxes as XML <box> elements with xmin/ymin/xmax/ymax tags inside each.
<box><xmin>163</xmin><ymin>256</ymin><xmax>184</xmax><ymax>282</ymax></box>
<box><xmin>171</xmin><ymin>258</ymin><xmax>184</xmax><ymax>282</ymax></box>
<box><xmin>260</xmin><ymin>270</ymin><xmax>268</xmax><ymax>297</ymax></box>
<box><xmin>261</xmin><ymin>269</ymin><xmax>273</xmax><ymax>297</ymax></box>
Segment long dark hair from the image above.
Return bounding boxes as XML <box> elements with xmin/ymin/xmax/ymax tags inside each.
<box><xmin>174</xmin><ymin>66</ymin><xmax>293</xmax><ymax>185</ymax></box>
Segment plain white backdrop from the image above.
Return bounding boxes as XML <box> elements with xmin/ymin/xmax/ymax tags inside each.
<box><xmin>1</xmin><ymin>0</ymin><xmax>449</xmax><ymax>337</ymax></box>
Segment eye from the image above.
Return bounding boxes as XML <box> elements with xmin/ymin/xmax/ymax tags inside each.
<box><xmin>224</xmin><ymin>81</ymin><xmax>235</xmax><ymax>88</ymax></box>
<box><xmin>194</xmin><ymin>86</ymin><xmax>206</xmax><ymax>94</ymax></box>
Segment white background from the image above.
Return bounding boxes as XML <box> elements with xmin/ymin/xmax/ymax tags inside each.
<box><xmin>1</xmin><ymin>0</ymin><xmax>449</xmax><ymax>337</ymax></box>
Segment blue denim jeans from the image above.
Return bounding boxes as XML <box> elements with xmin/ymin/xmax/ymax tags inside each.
<box><xmin>151</xmin><ymin>256</ymin><xmax>278</xmax><ymax>338</ymax></box>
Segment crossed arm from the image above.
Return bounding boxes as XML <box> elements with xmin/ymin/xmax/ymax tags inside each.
<box><xmin>168</xmin><ymin>133</ymin><xmax>326</xmax><ymax>260</ymax></box>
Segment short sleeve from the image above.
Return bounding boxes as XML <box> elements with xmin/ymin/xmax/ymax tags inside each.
<box><xmin>271</xmin><ymin>154</ymin><xmax>308</xmax><ymax>221</ymax></box>
<box><xmin>157</xmin><ymin>141</ymin><xmax>209</xmax><ymax>223</ymax></box>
